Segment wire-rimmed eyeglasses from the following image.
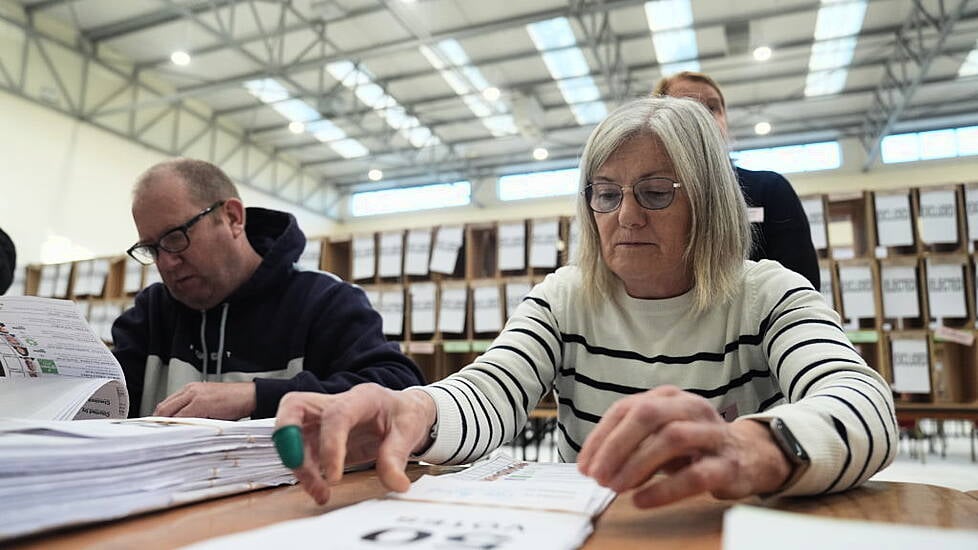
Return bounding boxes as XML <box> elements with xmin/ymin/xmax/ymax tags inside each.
<box><xmin>126</xmin><ymin>201</ymin><xmax>226</xmax><ymax>265</ymax></box>
<box><xmin>583</xmin><ymin>178</ymin><xmax>682</xmax><ymax>213</ymax></box>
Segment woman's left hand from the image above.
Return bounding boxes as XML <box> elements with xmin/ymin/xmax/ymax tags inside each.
<box><xmin>577</xmin><ymin>385</ymin><xmax>792</xmax><ymax>508</ymax></box>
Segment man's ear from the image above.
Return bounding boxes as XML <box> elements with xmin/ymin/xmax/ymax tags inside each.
<box><xmin>224</xmin><ymin>198</ymin><xmax>247</xmax><ymax>238</ymax></box>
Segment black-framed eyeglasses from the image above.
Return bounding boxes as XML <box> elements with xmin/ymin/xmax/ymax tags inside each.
<box><xmin>583</xmin><ymin>178</ymin><xmax>681</xmax><ymax>213</ymax></box>
<box><xmin>127</xmin><ymin>201</ymin><xmax>226</xmax><ymax>265</ymax></box>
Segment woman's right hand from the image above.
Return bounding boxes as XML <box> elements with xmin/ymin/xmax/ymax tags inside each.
<box><xmin>274</xmin><ymin>384</ymin><xmax>437</xmax><ymax>504</ymax></box>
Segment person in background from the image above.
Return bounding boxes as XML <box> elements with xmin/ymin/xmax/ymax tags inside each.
<box><xmin>0</xmin><ymin>227</ymin><xmax>16</xmax><ymax>295</ymax></box>
<box><xmin>654</xmin><ymin>71</ymin><xmax>820</xmax><ymax>288</ymax></box>
<box><xmin>275</xmin><ymin>97</ymin><xmax>896</xmax><ymax>509</ymax></box>
<box><xmin>112</xmin><ymin>159</ymin><xmax>425</xmax><ymax>419</ymax></box>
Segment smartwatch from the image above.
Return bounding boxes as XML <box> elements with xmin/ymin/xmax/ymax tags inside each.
<box><xmin>768</xmin><ymin>417</ymin><xmax>810</xmax><ymax>492</ymax></box>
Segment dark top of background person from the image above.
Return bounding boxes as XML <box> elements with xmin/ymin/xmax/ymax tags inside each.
<box><xmin>654</xmin><ymin>71</ymin><xmax>820</xmax><ymax>288</ymax></box>
<box><xmin>0</xmin><ymin>227</ymin><xmax>16</xmax><ymax>295</ymax></box>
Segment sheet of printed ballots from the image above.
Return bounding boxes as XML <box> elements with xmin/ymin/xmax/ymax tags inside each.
<box><xmin>394</xmin><ymin>454</ymin><xmax>616</xmax><ymax>516</ymax></box>
<box><xmin>182</xmin><ymin>499</ymin><xmax>593</xmax><ymax>550</ymax></box>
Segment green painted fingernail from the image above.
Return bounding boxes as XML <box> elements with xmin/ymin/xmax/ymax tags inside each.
<box><xmin>273</xmin><ymin>425</ymin><xmax>304</xmax><ymax>469</ymax></box>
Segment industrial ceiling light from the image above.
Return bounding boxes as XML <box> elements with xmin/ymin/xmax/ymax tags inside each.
<box><xmin>368</xmin><ymin>169</ymin><xmax>384</xmax><ymax>181</ymax></box>
<box><xmin>533</xmin><ymin>147</ymin><xmax>549</xmax><ymax>160</ymax></box>
<box><xmin>754</xmin><ymin>121</ymin><xmax>772</xmax><ymax>135</ymax></box>
<box><xmin>288</xmin><ymin>121</ymin><xmax>305</xmax><ymax>134</ymax></box>
<box><xmin>753</xmin><ymin>46</ymin><xmax>772</xmax><ymax>61</ymax></box>
<box><xmin>482</xmin><ymin>87</ymin><xmax>501</xmax><ymax>101</ymax></box>
<box><xmin>170</xmin><ymin>51</ymin><xmax>191</xmax><ymax>66</ymax></box>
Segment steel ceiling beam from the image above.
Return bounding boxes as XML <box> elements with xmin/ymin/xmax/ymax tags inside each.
<box><xmin>0</xmin><ymin>6</ymin><xmax>334</xmax><ymax>217</ymax></box>
<box><xmin>860</xmin><ymin>0</ymin><xmax>975</xmax><ymax>170</ymax></box>
<box><xmin>83</xmin><ymin>1</ymin><xmax>235</xmax><ymax>43</ymax></box>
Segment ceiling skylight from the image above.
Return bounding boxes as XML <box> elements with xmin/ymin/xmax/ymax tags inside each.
<box><xmin>326</xmin><ymin>61</ymin><xmax>440</xmax><ymax>148</ymax></box>
<box><xmin>804</xmin><ymin>0</ymin><xmax>867</xmax><ymax>97</ymax></box>
<box><xmin>959</xmin><ymin>39</ymin><xmax>978</xmax><ymax>77</ymax></box>
<box><xmin>243</xmin><ymin>78</ymin><xmax>369</xmax><ymax>159</ymax></box>
<box><xmin>526</xmin><ymin>17</ymin><xmax>607</xmax><ymax>125</ymax></box>
<box><xmin>420</xmin><ymin>40</ymin><xmax>518</xmax><ymax>137</ymax></box>
<box><xmin>644</xmin><ymin>0</ymin><xmax>701</xmax><ymax>75</ymax></box>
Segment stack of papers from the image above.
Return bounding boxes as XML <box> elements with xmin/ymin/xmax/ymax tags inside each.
<box><xmin>186</xmin><ymin>455</ymin><xmax>615</xmax><ymax>550</ymax></box>
<box><xmin>0</xmin><ymin>417</ymin><xmax>295</xmax><ymax>541</ymax></box>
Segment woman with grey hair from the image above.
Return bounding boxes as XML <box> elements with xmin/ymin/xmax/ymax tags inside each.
<box><xmin>276</xmin><ymin>96</ymin><xmax>896</xmax><ymax>508</ymax></box>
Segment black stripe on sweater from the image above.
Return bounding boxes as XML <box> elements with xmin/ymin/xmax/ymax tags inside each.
<box><xmin>556</xmin><ymin>420</ymin><xmax>583</xmax><ymax>452</ymax></box>
<box><xmin>815</xmin><ymin>393</ymin><xmax>874</xmax><ymax>490</ymax></box>
<box><xmin>812</xmin><ymin>384</ymin><xmax>893</xmax><ymax>474</ymax></box>
<box><xmin>487</xmin><ymin>345</ymin><xmax>549</xmax><ymax>402</ymax></box>
<box><xmin>450</xmin><ymin>382</ymin><xmax>483</xmax><ymax>464</ymax></box>
<box><xmin>787</xmin><ymin>360</ymin><xmax>864</xmax><ymax>400</ymax></box>
<box><xmin>560</xmin><ymin>332</ymin><xmax>762</xmax><ymax>365</ymax></box>
<box><xmin>766</xmin><ymin>318</ymin><xmax>847</xmax><ymax>357</ymax></box>
<box><xmin>428</xmin><ymin>385</ymin><xmax>469</xmax><ymax>464</ymax></box>
<box><xmin>467</xmin><ymin>364</ymin><xmax>525</xmax><ymax>422</ymax></box>
<box><xmin>523</xmin><ymin>296</ymin><xmax>553</xmax><ymax>312</ymax></box>
<box><xmin>756</xmin><ymin>391</ymin><xmax>784</xmax><ymax>412</ymax></box>
<box><xmin>824</xmin><ymin>415</ymin><xmax>852</xmax><ymax>494</ymax></box>
<box><xmin>775</xmin><ymin>339</ymin><xmax>855</xmax><ymax>379</ymax></box>
<box><xmin>506</xmin><ymin>327</ymin><xmax>558</xmax><ymax>378</ymax></box>
<box><xmin>452</xmin><ymin>377</ymin><xmax>507</xmax><ymax>453</ymax></box>
<box><xmin>557</xmin><ymin>396</ymin><xmax>603</xmax><ymax>424</ymax></box>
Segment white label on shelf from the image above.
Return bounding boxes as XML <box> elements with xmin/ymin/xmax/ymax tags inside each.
<box><xmin>890</xmin><ymin>338</ymin><xmax>931</xmax><ymax>394</ymax></box>
<box><xmin>529</xmin><ymin>219</ymin><xmax>559</xmax><ymax>268</ymax></box>
<box><xmin>429</xmin><ymin>225</ymin><xmax>463</xmax><ymax>275</ymax></box>
<box><xmin>831</xmin><ymin>247</ymin><xmax>855</xmax><ymax>260</ymax></box>
<box><xmin>498</xmin><ymin>222</ymin><xmax>526</xmax><ymax>271</ymax></box>
<box><xmin>378</xmin><ymin>231</ymin><xmax>404</xmax><ymax>278</ymax></box>
<box><xmin>818</xmin><ymin>267</ymin><xmax>833</xmax><ymax>307</ymax></box>
<box><xmin>53</xmin><ymin>263</ymin><xmax>70</xmax><ymax>298</ymax></box>
<box><xmin>473</xmin><ymin>285</ymin><xmax>502</xmax><ymax>334</ymax></box>
<box><xmin>926</xmin><ymin>261</ymin><xmax>967</xmax><ymax>318</ymax></box>
<box><xmin>363</xmin><ymin>288</ymin><xmax>380</xmax><ymax>308</ymax></box>
<box><xmin>874</xmin><ymin>193</ymin><xmax>914</xmax><ymax>247</ymax></box>
<box><xmin>91</xmin><ymin>259</ymin><xmax>111</xmax><ymax>296</ymax></box>
<box><xmin>75</xmin><ymin>260</ymin><xmax>93</xmax><ymax>296</ymax></box>
<box><xmin>505</xmin><ymin>281</ymin><xmax>532</xmax><ymax>319</ymax></box>
<box><xmin>801</xmin><ymin>198</ymin><xmax>827</xmax><ymax>250</ymax></box>
<box><xmin>966</xmin><ymin>187</ymin><xmax>978</xmax><ymax>242</ymax></box>
<box><xmin>838</xmin><ymin>265</ymin><xmax>875</xmax><ymax>319</ymax></box>
<box><xmin>352</xmin><ymin>235</ymin><xmax>376</xmax><ymax>280</ymax></box>
<box><xmin>880</xmin><ymin>265</ymin><xmax>919</xmax><ymax>318</ymax></box>
<box><xmin>404</xmin><ymin>228</ymin><xmax>432</xmax><ymax>276</ymax></box>
<box><xmin>379</xmin><ymin>289</ymin><xmax>404</xmax><ymax>336</ymax></box>
<box><xmin>438</xmin><ymin>287</ymin><xmax>467</xmax><ymax>335</ymax></box>
<box><xmin>918</xmin><ymin>189</ymin><xmax>958</xmax><ymax>244</ymax></box>
<box><xmin>874</xmin><ymin>246</ymin><xmax>888</xmax><ymax>259</ymax></box>
<box><xmin>410</xmin><ymin>282</ymin><xmax>436</xmax><ymax>334</ymax></box>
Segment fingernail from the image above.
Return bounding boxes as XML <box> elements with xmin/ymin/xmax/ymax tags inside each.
<box><xmin>273</xmin><ymin>425</ymin><xmax>304</xmax><ymax>469</ymax></box>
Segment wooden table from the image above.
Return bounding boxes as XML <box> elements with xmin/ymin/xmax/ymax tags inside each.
<box><xmin>10</xmin><ymin>467</ymin><xmax>978</xmax><ymax>550</ymax></box>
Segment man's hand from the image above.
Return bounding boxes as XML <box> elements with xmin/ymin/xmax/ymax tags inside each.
<box><xmin>577</xmin><ymin>385</ymin><xmax>792</xmax><ymax>508</ymax></box>
<box><xmin>275</xmin><ymin>384</ymin><xmax>437</xmax><ymax>505</ymax></box>
<box><xmin>154</xmin><ymin>381</ymin><xmax>257</xmax><ymax>420</ymax></box>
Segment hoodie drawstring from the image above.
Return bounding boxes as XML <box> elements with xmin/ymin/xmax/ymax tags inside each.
<box><xmin>199</xmin><ymin>312</ymin><xmax>209</xmax><ymax>382</ymax></box>
<box><xmin>216</xmin><ymin>303</ymin><xmax>229</xmax><ymax>380</ymax></box>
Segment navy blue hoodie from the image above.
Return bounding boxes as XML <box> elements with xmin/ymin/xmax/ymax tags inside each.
<box><xmin>736</xmin><ymin>166</ymin><xmax>820</xmax><ymax>289</ymax></box>
<box><xmin>111</xmin><ymin>207</ymin><xmax>425</xmax><ymax>418</ymax></box>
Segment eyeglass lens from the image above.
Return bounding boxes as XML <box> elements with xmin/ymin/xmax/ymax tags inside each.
<box><xmin>589</xmin><ymin>179</ymin><xmax>677</xmax><ymax>212</ymax></box>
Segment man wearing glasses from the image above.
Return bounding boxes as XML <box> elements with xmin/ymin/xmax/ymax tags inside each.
<box><xmin>112</xmin><ymin>158</ymin><xmax>425</xmax><ymax>419</ymax></box>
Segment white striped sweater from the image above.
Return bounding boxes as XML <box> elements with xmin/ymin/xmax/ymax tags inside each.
<box><xmin>416</xmin><ymin>260</ymin><xmax>896</xmax><ymax>496</ymax></box>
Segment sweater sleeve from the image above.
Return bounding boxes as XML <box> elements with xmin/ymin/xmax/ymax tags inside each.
<box><xmin>741</xmin><ymin>263</ymin><xmax>897</xmax><ymax>496</ymax></box>
<box><xmin>414</xmin><ymin>277</ymin><xmax>564</xmax><ymax>465</ymax></box>
<box><xmin>111</xmin><ymin>288</ymin><xmax>154</xmax><ymax>418</ymax></box>
<box><xmin>251</xmin><ymin>283</ymin><xmax>425</xmax><ymax>418</ymax></box>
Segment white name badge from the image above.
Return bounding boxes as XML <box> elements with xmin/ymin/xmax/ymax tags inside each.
<box><xmin>748</xmin><ymin>207</ymin><xmax>765</xmax><ymax>223</ymax></box>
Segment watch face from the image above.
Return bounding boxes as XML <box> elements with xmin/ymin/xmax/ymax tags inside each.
<box><xmin>772</xmin><ymin>418</ymin><xmax>809</xmax><ymax>464</ymax></box>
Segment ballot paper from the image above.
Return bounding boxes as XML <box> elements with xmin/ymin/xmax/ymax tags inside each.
<box><xmin>0</xmin><ymin>296</ymin><xmax>128</xmax><ymax>420</ymax></box>
<box><xmin>184</xmin><ymin>499</ymin><xmax>593</xmax><ymax>550</ymax></box>
<box><xmin>184</xmin><ymin>454</ymin><xmax>612</xmax><ymax>550</ymax></box>
<box><xmin>0</xmin><ymin>417</ymin><xmax>295</xmax><ymax>541</ymax></box>
<box><xmin>722</xmin><ymin>504</ymin><xmax>978</xmax><ymax>550</ymax></box>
